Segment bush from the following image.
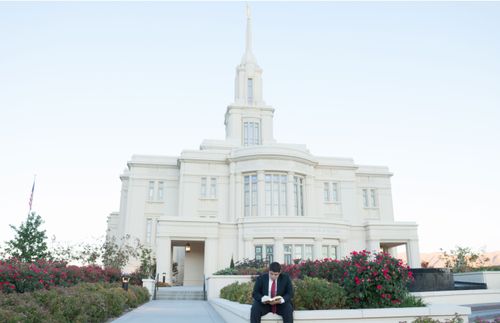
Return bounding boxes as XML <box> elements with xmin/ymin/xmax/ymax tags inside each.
<box><xmin>0</xmin><ymin>259</ymin><xmax>123</xmax><ymax>293</ymax></box>
<box><xmin>220</xmin><ymin>278</ymin><xmax>347</xmax><ymax>310</ymax></box>
<box><xmin>0</xmin><ymin>283</ymin><xmax>149</xmax><ymax>322</ymax></box>
<box><xmin>293</xmin><ymin>277</ymin><xmax>346</xmax><ymax>310</ymax></box>
<box><xmin>220</xmin><ymin>281</ymin><xmax>253</xmax><ymax>304</ymax></box>
<box><xmin>282</xmin><ymin>251</ymin><xmax>416</xmax><ymax>309</ymax></box>
<box><xmin>218</xmin><ymin>250</ymin><xmax>420</xmax><ymax>310</ymax></box>
<box><xmin>214</xmin><ymin>258</ymin><xmax>268</xmax><ymax>275</ymax></box>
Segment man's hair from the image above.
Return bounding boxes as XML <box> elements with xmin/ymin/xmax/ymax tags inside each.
<box><xmin>269</xmin><ymin>262</ymin><xmax>281</xmax><ymax>273</ymax></box>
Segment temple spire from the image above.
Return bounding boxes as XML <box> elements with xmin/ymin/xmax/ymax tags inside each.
<box><xmin>246</xmin><ymin>4</ymin><xmax>253</xmax><ymax>56</ymax></box>
<box><xmin>241</xmin><ymin>4</ymin><xmax>257</xmax><ymax>64</ymax></box>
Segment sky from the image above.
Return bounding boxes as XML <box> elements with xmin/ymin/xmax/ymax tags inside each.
<box><xmin>0</xmin><ymin>1</ymin><xmax>499</xmax><ymax>254</ymax></box>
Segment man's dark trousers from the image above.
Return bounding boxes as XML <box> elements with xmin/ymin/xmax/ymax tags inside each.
<box><xmin>250</xmin><ymin>301</ymin><xmax>293</xmax><ymax>323</ymax></box>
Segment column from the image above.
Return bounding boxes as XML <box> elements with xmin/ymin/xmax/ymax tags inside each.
<box><xmin>244</xmin><ymin>238</ymin><xmax>253</xmax><ymax>259</ymax></box>
<box><xmin>257</xmin><ymin>171</ymin><xmax>265</xmax><ymax>217</ymax></box>
<box><xmin>338</xmin><ymin>239</ymin><xmax>348</xmax><ymax>259</ymax></box>
<box><xmin>305</xmin><ymin>175</ymin><xmax>315</xmax><ymax>217</ymax></box>
<box><xmin>204</xmin><ymin>238</ymin><xmax>218</xmax><ymax>276</ymax></box>
<box><xmin>156</xmin><ymin>237</ymin><xmax>172</xmax><ymax>283</ymax></box>
<box><xmin>406</xmin><ymin>239</ymin><xmax>421</xmax><ymax>268</ymax></box>
<box><xmin>229</xmin><ymin>164</ymin><xmax>235</xmax><ymax>221</ymax></box>
<box><xmin>274</xmin><ymin>237</ymin><xmax>284</xmax><ymax>264</ymax></box>
<box><xmin>287</xmin><ymin>172</ymin><xmax>294</xmax><ymax>216</ymax></box>
<box><xmin>314</xmin><ymin>237</ymin><xmax>323</xmax><ymax>260</ymax></box>
<box><xmin>235</xmin><ymin>173</ymin><xmax>243</xmax><ymax>220</ymax></box>
<box><xmin>237</xmin><ymin>224</ymin><xmax>244</xmax><ymax>261</ymax></box>
<box><xmin>366</xmin><ymin>240</ymin><xmax>381</xmax><ymax>254</ymax></box>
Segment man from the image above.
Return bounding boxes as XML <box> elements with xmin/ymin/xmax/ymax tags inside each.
<box><xmin>250</xmin><ymin>262</ymin><xmax>294</xmax><ymax>323</ymax></box>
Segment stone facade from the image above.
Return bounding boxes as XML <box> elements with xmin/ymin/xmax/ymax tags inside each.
<box><xmin>107</xmin><ymin>8</ymin><xmax>420</xmax><ymax>285</ymax></box>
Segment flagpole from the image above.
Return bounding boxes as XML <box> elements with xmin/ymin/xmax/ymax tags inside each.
<box><xmin>29</xmin><ymin>174</ymin><xmax>36</xmax><ymax>215</ymax></box>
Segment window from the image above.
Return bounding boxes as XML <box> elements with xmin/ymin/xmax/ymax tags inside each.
<box><xmin>255</xmin><ymin>245</ymin><xmax>263</xmax><ymax>261</ymax></box>
<box><xmin>265</xmin><ymin>174</ymin><xmax>287</xmax><ymax>216</ymax></box>
<box><xmin>210</xmin><ymin>177</ymin><xmax>217</xmax><ymax>198</ymax></box>
<box><xmin>201</xmin><ymin>177</ymin><xmax>217</xmax><ymax>198</ymax></box>
<box><xmin>148</xmin><ymin>181</ymin><xmax>155</xmax><ymax>200</ymax></box>
<box><xmin>284</xmin><ymin>244</ymin><xmax>292</xmax><ymax>265</ymax></box>
<box><xmin>322</xmin><ymin>245</ymin><xmax>337</xmax><ymax>259</ymax></box>
<box><xmin>370</xmin><ymin>189</ymin><xmax>377</xmax><ymax>207</ymax></box>
<box><xmin>294</xmin><ymin>245</ymin><xmax>303</xmax><ymax>261</ymax></box>
<box><xmin>266</xmin><ymin>245</ymin><xmax>274</xmax><ymax>263</ymax></box>
<box><xmin>244</xmin><ymin>174</ymin><xmax>258</xmax><ymax>216</ymax></box>
<box><xmin>158</xmin><ymin>181</ymin><xmax>164</xmax><ymax>201</ymax></box>
<box><xmin>305</xmin><ymin>245</ymin><xmax>313</xmax><ymax>260</ymax></box>
<box><xmin>323</xmin><ymin>183</ymin><xmax>330</xmax><ymax>201</ymax></box>
<box><xmin>247</xmin><ymin>78</ymin><xmax>254</xmax><ymax>104</ymax></box>
<box><xmin>243</xmin><ymin>121</ymin><xmax>260</xmax><ymax>146</ymax></box>
<box><xmin>324</xmin><ymin>182</ymin><xmax>339</xmax><ymax>202</ymax></box>
<box><xmin>362</xmin><ymin>188</ymin><xmax>378</xmax><ymax>208</ymax></box>
<box><xmin>293</xmin><ymin>176</ymin><xmax>304</xmax><ymax>216</ymax></box>
<box><xmin>200</xmin><ymin>177</ymin><xmax>207</xmax><ymax>197</ymax></box>
<box><xmin>362</xmin><ymin>189</ymin><xmax>369</xmax><ymax>207</ymax></box>
<box><xmin>146</xmin><ymin>218</ymin><xmax>152</xmax><ymax>244</ymax></box>
<box><xmin>284</xmin><ymin>244</ymin><xmax>314</xmax><ymax>263</ymax></box>
<box><xmin>331</xmin><ymin>183</ymin><xmax>338</xmax><ymax>202</ymax></box>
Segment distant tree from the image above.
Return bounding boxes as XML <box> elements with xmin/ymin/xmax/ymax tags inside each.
<box><xmin>230</xmin><ymin>255</ymin><xmax>235</xmax><ymax>269</ymax></box>
<box><xmin>102</xmin><ymin>235</ymin><xmax>141</xmax><ymax>270</ymax></box>
<box><xmin>5</xmin><ymin>212</ymin><xmax>50</xmax><ymax>262</ymax></box>
<box><xmin>440</xmin><ymin>246</ymin><xmax>489</xmax><ymax>272</ymax></box>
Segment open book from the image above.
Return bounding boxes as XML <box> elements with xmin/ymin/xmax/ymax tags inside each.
<box><xmin>262</xmin><ymin>295</ymin><xmax>283</xmax><ymax>304</ymax></box>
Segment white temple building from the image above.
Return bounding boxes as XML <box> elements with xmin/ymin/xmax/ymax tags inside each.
<box><xmin>107</xmin><ymin>8</ymin><xmax>420</xmax><ymax>286</ymax></box>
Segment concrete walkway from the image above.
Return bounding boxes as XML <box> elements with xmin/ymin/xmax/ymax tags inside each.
<box><xmin>112</xmin><ymin>300</ymin><xmax>226</xmax><ymax>323</ymax></box>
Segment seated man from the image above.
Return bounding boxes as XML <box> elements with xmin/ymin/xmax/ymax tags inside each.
<box><xmin>250</xmin><ymin>262</ymin><xmax>294</xmax><ymax>323</ymax></box>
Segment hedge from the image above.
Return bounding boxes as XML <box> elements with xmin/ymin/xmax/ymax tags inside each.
<box><xmin>0</xmin><ymin>282</ymin><xmax>149</xmax><ymax>323</ymax></box>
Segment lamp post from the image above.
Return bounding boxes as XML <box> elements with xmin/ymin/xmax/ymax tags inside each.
<box><xmin>121</xmin><ymin>275</ymin><xmax>130</xmax><ymax>291</ymax></box>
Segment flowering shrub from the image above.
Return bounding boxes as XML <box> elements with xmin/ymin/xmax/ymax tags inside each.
<box><xmin>0</xmin><ymin>258</ymin><xmax>122</xmax><ymax>293</ymax></box>
<box><xmin>281</xmin><ymin>250</ymin><xmax>415</xmax><ymax>308</ymax></box>
<box><xmin>220</xmin><ymin>278</ymin><xmax>346</xmax><ymax>310</ymax></box>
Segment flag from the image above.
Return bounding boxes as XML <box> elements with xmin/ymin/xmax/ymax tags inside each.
<box><xmin>29</xmin><ymin>177</ymin><xmax>35</xmax><ymax>212</ymax></box>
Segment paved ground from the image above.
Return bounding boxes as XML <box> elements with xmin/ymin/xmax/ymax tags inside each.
<box><xmin>112</xmin><ymin>300</ymin><xmax>226</xmax><ymax>323</ymax></box>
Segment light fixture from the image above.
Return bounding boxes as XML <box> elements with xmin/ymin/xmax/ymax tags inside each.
<box><xmin>185</xmin><ymin>243</ymin><xmax>191</xmax><ymax>253</ymax></box>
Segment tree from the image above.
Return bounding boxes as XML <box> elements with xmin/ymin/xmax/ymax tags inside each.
<box><xmin>5</xmin><ymin>212</ymin><xmax>50</xmax><ymax>262</ymax></box>
<box><xmin>440</xmin><ymin>246</ymin><xmax>489</xmax><ymax>272</ymax></box>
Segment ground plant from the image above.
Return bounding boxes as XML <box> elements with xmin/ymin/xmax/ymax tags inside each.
<box><xmin>0</xmin><ymin>282</ymin><xmax>149</xmax><ymax>323</ymax></box>
<box><xmin>219</xmin><ymin>250</ymin><xmax>421</xmax><ymax>310</ymax></box>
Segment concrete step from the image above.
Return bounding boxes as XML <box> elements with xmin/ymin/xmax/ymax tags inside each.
<box><xmin>155</xmin><ymin>289</ymin><xmax>205</xmax><ymax>300</ymax></box>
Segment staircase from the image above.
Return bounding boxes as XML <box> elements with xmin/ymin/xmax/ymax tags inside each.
<box><xmin>155</xmin><ymin>286</ymin><xmax>205</xmax><ymax>300</ymax></box>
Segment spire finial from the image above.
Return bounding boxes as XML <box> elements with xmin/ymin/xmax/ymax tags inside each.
<box><xmin>245</xmin><ymin>3</ymin><xmax>253</xmax><ymax>56</ymax></box>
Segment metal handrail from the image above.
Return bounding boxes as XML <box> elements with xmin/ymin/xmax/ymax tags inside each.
<box><xmin>203</xmin><ymin>274</ymin><xmax>207</xmax><ymax>300</ymax></box>
<box><xmin>153</xmin><ymin>273</ymin><xmax>159</xmax><ymax>300</ymax></box>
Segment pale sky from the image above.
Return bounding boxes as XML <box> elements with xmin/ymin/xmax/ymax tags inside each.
<box><xmin>1</xmin><ymin>1</ymin><xmax>499</xmax><ymax>253</ymax></box>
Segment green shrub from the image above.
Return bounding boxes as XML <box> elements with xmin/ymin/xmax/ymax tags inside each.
<box><xmin>293</xmin><ymin>277</ymin><xmax>346</xmax><ymax>310</ymax></box>
<box><xmin>399</xmin><ymin>294</ymin><xmax>426</xmax><ymax>307</ymax></box>
<box><xmin>214</xmin><ymin>258</ymin><xmax>267</xmax><ymax>275</ymax></box>
<box><xmin>0</xmin><ymin>282</ymin><xmax>148</xmax><ymax>322</ymax></box>
<box><xmin>102</xmin><ymin>287</ymin><xmax>128</xmax><ymax>317</ymax></box>
<box><xmin>220</xmin><ymin>281</ymin><xmax>253</xmax><ymax>304</ymax></box>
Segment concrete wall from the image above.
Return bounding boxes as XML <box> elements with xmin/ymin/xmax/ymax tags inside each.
<box><xmin>414</xmin><ymin>289</ymin><xmax>500</xmax><ymax>305</ymax></box>
<box><xmin>454</xmin><ymin>271</ymin><xmax>500</xmax><ymax>289</ymax></box>
<box><xmin>210</xmin><ymin>298</ymin><xmax>470</xmax><ymax>323</ymax></box>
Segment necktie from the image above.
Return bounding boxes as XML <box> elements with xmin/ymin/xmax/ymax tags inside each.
<box><xmin>271</xmin><ymin>279</ymin><xmax>277</xmax><ymax>314</ymax></box>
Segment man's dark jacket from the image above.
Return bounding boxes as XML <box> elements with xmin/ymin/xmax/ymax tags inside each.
<box><xmin>252</xmin><ymin>272</ymin><xmax>294</xmax><ymax>304</ymax></box>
